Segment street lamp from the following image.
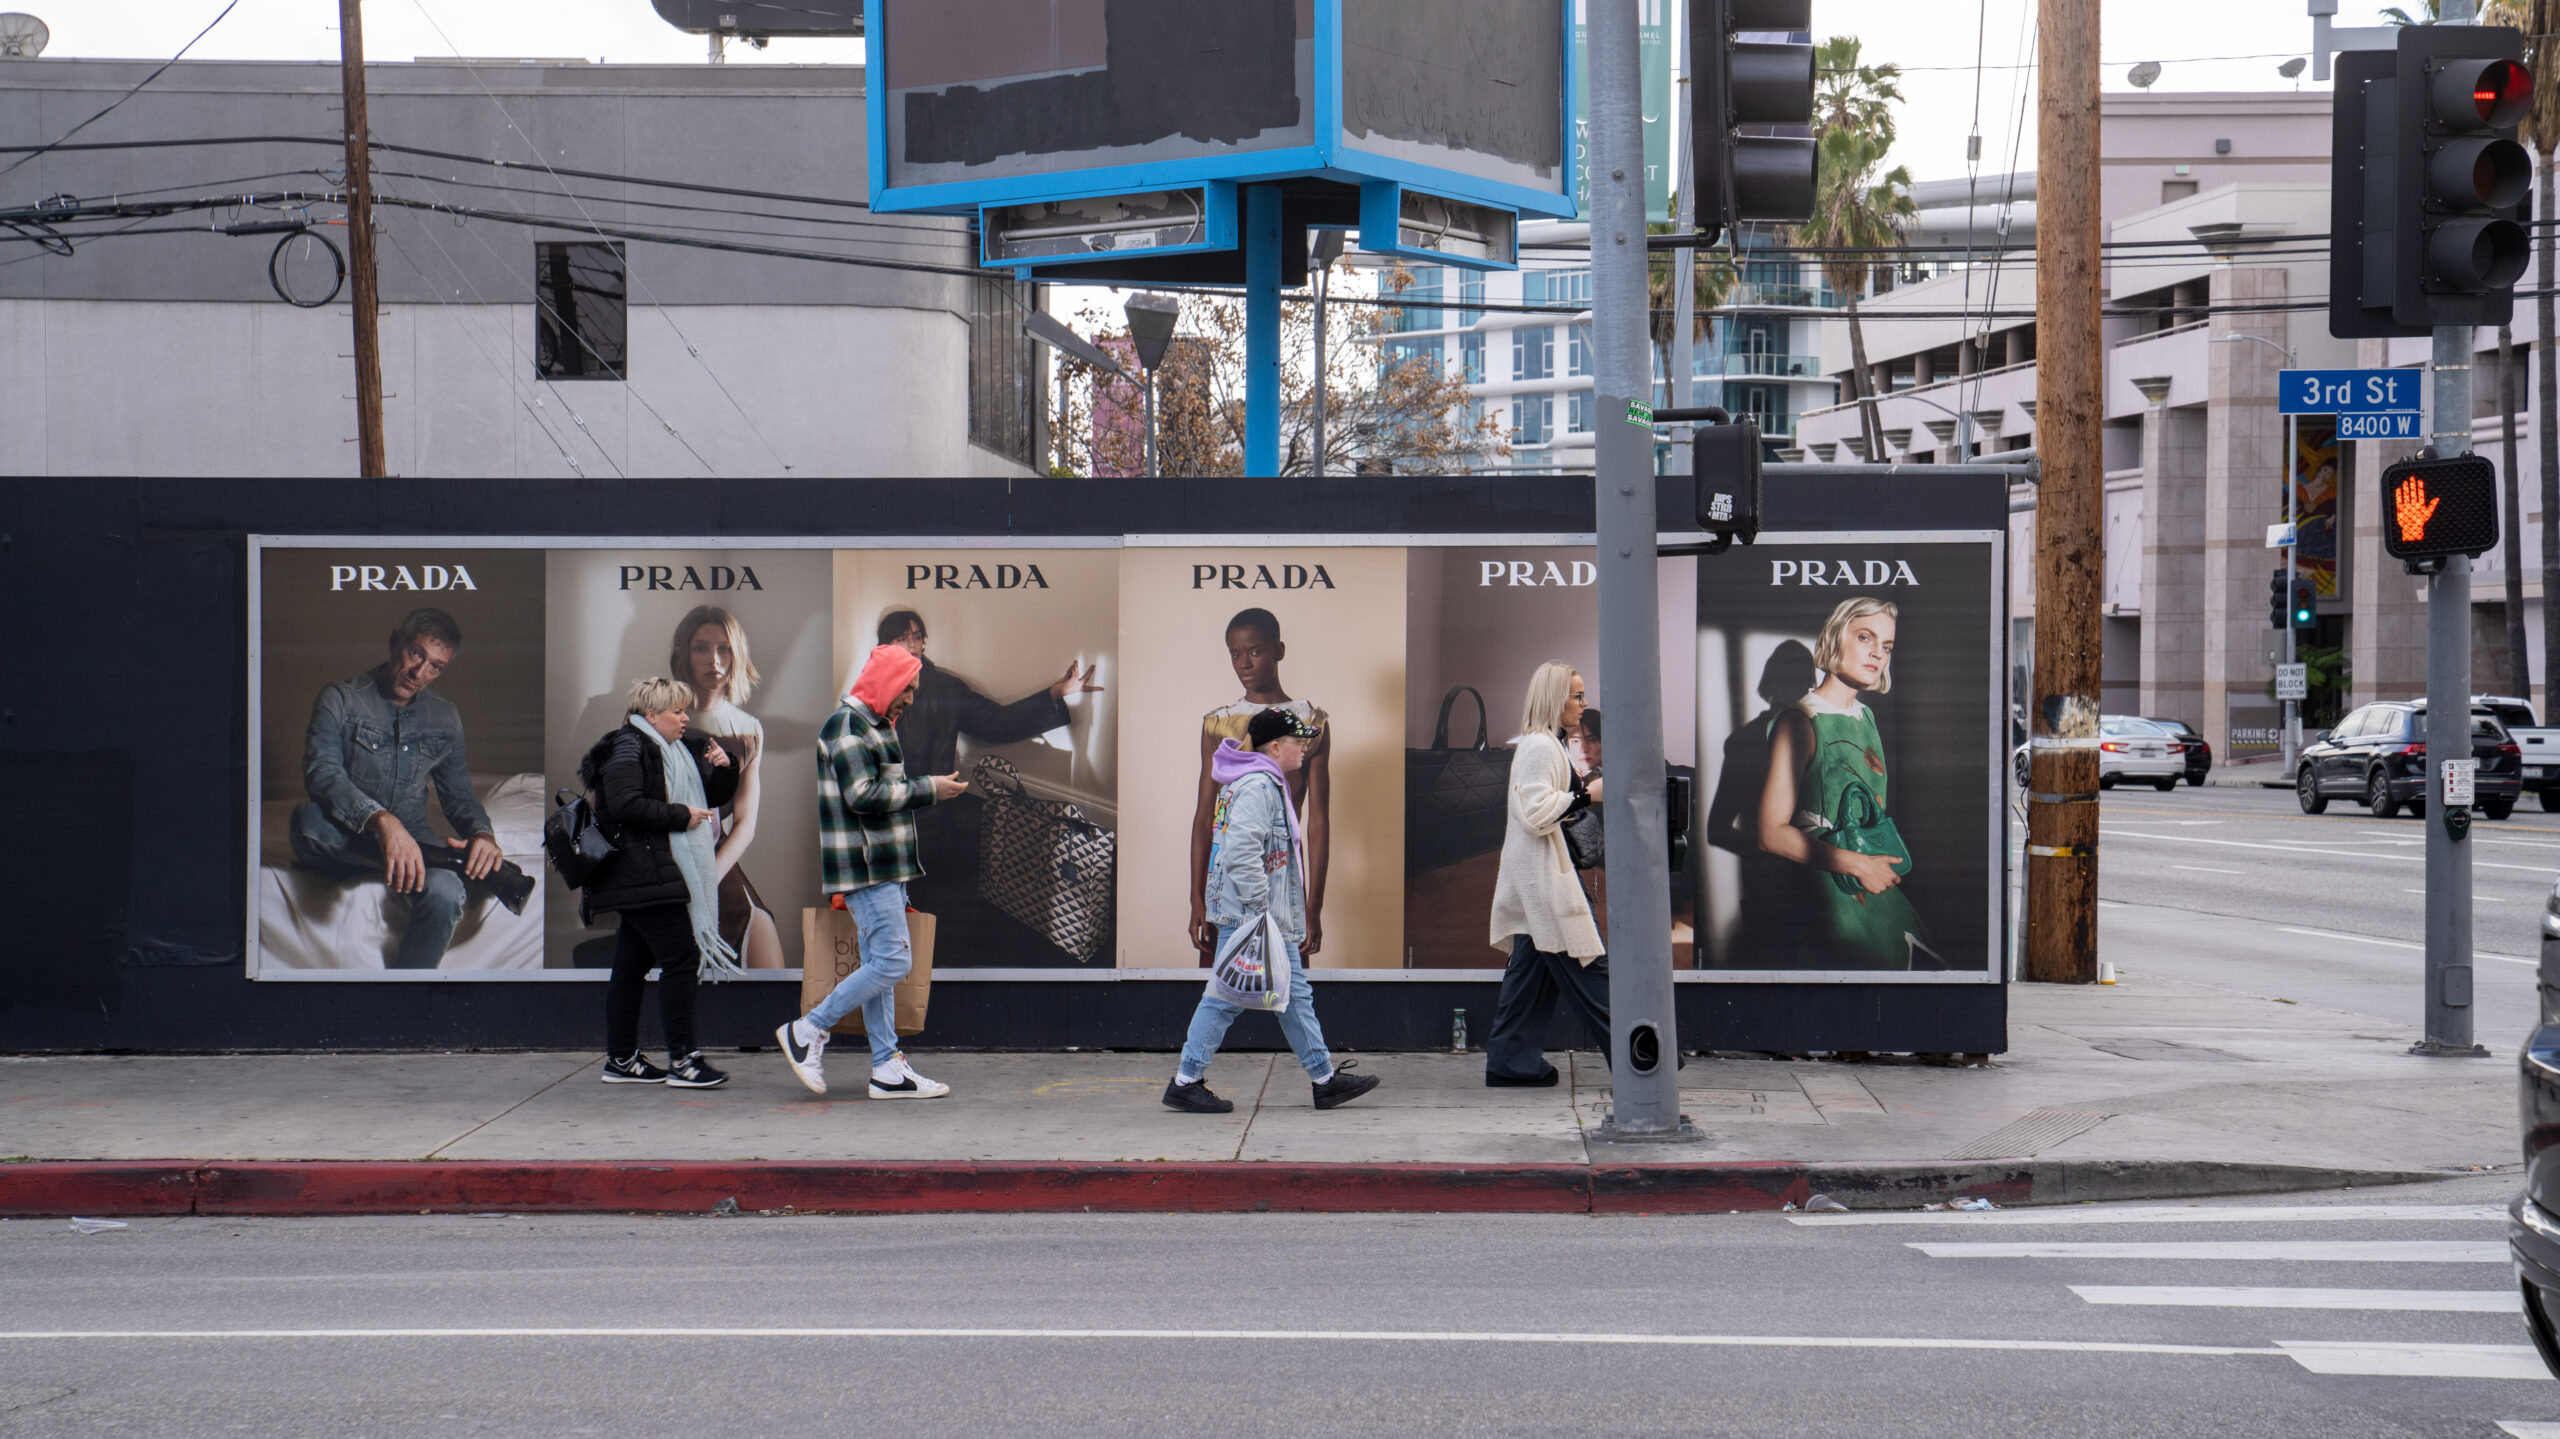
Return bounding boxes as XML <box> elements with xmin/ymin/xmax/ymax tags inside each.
<box><xmin>2211</xmin><ymin>329</ymin><xmax>2303</xmax><ymax>771</ymax></box>
<box><xmin>1308</xmin><ymin>229</ymin><xmax>1348</xmax><ymax>477</ymax></box>
<box><xmin>1124</xmin><ymin>293</ymin><xmax>1181</xmax><ymax>479</ymax></box>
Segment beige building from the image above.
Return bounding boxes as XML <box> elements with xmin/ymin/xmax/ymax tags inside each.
<box><xmin>1793</xmin><ymin>90</ymin><xmax>2546</xmax><ymax>767</ymax></box>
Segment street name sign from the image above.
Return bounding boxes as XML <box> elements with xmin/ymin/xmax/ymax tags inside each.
<box><xmin>2279</xmin><ymin>368</ymin><xmax>2423</xmax><ymax>415</ymax></box>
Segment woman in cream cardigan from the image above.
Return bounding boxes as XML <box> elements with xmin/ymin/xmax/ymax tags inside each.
<box><xmin>1483</xmin><ymin>661</ymin><xmax>1611</xmax><ymax>1087</ymax></box>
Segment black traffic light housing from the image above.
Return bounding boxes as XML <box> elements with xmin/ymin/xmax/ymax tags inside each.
<box><xmin>1691</xmin><ymin>0</ymin><xmax>1817</xmax><ymax>231</ymax></box>
<box><xmin>2331</xmin><ymin>26</ymin><xmax>2531</xmax><ymax>338</ymax></box>
<box><xmin>2289</xmin><ymin>574</ymin><xmax>2318</xmax><ymax>632</ymax></box>
<box><xmin>2268</xmin><ymin>569</ymin><xmax>2289</xmax><ymax>630</ymax></box>
<box><xmin>2381</xmin><ymin>452</ymin><xmax>2502</xmax><ymax>571</ymax></box>
<box><xmin>1693</xmin><ymin>415</ymin><xmax>1764</xmax><ymax>553</ymax></box>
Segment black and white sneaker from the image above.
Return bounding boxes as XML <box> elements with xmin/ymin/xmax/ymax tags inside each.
<box><xmin>601</xmin><ymin>1053</ymin><xmax>668</xmax><ymax>1084</ymax></box>
<box><xmin>667</xmin><ymin>1051</ymin><xmax>729</xmax><ymax>1089</ymax></box>
<box><xmin>867</xmin><ymin>1053</ymin><xmax>950</xmax><ymax>1100</ymax></box>
<box><xmin>776</xmin><ymin>1019</ymin><xmax>828</xmax><ymax>1095</ymax></box>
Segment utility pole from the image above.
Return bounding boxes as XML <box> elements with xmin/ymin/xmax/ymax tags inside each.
<box><xmin>1590</xmin><ymin>0</ymin><xmax>1692</xmax><ymax>1142</ymax></box>
<box><xmin>337</xmin><ymin>0</ymin><xmax>386</xmax><ymax>479</ymax></box>
<box><xmin>2023</xmin><ymin>0</ymin><xmax>2101</xmax><ymax>983</ymax></box>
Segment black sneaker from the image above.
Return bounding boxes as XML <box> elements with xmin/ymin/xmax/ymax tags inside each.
<box><xmin>1312</xmin><ymin>1061</ymin><xmax>1380</xmax><ymax>1110</ymax></box>
<box><xmin>1161</xmin><ymin>1078</ymin><xmax>1235</xmax><ymax>1114</ymax></box>
<box><xmin>667</xmin><ymin>1052</ymin><xmax>729</xmax><ymax>1089</ymax></box>
<box><xmin>601</xmin><ymin>1053</ymin><xmax>667</xmax><ymax>1084</ymax></box>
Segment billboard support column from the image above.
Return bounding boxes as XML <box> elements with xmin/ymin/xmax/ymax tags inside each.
<box><xmin>1246</xmin><ymin>185</ymin><xmax>1284</xmax><ymax>477</ymax></box>
<box><xmin>1591</xmin><ymin>0</ymin><xmax>1693</xmax><ymax>1142</ymax></box>
<box><xmin>2024</xmin><ymin>0</ymin><xmax>2102</xmax><ymax>984</ymax></box>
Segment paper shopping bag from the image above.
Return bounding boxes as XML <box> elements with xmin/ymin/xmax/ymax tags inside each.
<box><xmin>799</xmin><ymin>905</ymin><xmax>935</xmax><ymax>1037</ymax></box>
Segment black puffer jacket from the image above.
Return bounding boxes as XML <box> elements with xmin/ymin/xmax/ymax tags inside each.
<box><xmin>576</xmin><ymin>725</ymin><xmax>740</xmax><ymax>920</ymax></box>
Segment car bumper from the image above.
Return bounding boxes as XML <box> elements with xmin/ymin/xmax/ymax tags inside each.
<box><xmin>2100</xmin><ymin>756</ymin><xmax>2185</xmax><ymax>779</ymax></box>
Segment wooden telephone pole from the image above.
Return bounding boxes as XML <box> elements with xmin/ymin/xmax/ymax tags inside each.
<box><xmin>338</xmin><ymin>0</ymin><xmax>386</xmax><ymax>478</ymax></box>
<box><xmin>2024</xmin><ymin>0</ymin><xmax>2102</xmax><ymax>982</ymax></box>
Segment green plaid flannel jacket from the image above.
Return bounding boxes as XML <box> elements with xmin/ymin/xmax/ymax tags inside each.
<box><xmin>817</xmin><ymin>697</ymin><xmax>938</xmax><ymax>895</ymax></box>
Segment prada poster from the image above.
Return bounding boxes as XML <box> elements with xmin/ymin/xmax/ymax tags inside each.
<box><xmin>248</xmin><ymin>535</ymin><xmax>1999</xmax><ymax>984</ymax></box>
<box><xmin>1693</xmin><ymin>535</ymin><xmax>2005</xmax><ymax>976</ymax></box>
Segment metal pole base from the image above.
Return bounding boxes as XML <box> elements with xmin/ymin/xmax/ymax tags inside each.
<box><xmin>1595</xmin><ymin>1113</ymin><xmax>1704</xmax><ymax>1144</ymax></box>
<box><xmin>2406</xmin><ymin>1039</ymin><xmax>2492</xmax><ymax>1058</ymax></box>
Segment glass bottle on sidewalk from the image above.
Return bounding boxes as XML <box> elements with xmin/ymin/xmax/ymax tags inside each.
<box><xmin>1452</xmin><ymin>1008</ymin><xmax>1468</xmax><ymax>1053</ymax></box>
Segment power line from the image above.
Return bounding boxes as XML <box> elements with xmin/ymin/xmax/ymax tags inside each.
<box><xmin>0</xmin><ymin>0</ymin><xmax>241</xmax><ymax>182</ymax></box>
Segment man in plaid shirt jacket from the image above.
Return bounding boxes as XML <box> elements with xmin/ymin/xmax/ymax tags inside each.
<box><xmin>777</xmin><ymin>643</ymin><xmax>968</xmax><ymax>1100</ymax></box>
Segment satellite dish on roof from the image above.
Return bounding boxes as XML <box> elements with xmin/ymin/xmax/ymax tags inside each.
<box><xmin>2128</xmin><ymin>60</ymin><xmax>2162</xmax><ymax>89</ymax></box>
<box><xmin>2278</xmin><ymin>57</ymin><xmax>2307</xmax><ymax>80</ymax></box>
<box><xmin>0</xmin><ymin>13</ymin><xmax>48</xmax><ymax>58</ymax></box>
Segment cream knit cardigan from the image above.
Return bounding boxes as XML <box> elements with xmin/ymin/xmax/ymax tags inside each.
<box><xmin>1487</xmin><ymin>729</ymin><xmax>1605</xmax><ymax>962</ymax></box>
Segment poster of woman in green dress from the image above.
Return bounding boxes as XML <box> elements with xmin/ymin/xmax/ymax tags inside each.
<box><xmin>1696</xmin><ymin>539</ymin><xmax>2001</xmax><ymax>975</ymax></box>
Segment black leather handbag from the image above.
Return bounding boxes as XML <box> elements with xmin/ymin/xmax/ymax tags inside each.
<box><xmin>1406</xmin><ymin>686</ymin><xmax>1514</xmax><ymax>876</ymax></box>
<box><xmin>1562</xmin><ymin>803</ymin><xmax>1604</xmax><ymax>871</ymax></box>
<box><xmin>543</xmin><ymin>787</ymin><xmax>618</xmax><ymax>888</ymax></box>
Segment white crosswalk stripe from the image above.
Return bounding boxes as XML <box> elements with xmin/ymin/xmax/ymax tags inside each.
<box><xmin>2497</xmin><ymin>1423</ymin><xmax>2560</xmax><ymax>1436</ymax></box>
<box><xmin>1909</xmin><ymin>1240</ymin><xmax>2507</xmax><ymax>1262</ymax></box>
<box><xmin>2276</xmin><ymin>1341</ymin><xmax>2552</xmax><ymax>1381</ymax></box>
<box><xmin>1790</xmin><ymin>1204</ymin><xmax>2504</xmax><ymax>1228</ymax></box>
<box><xmin>2072</xmin><ymin>1286</ymin><xmax>2520</xmax><ymax>1313</ymax></box>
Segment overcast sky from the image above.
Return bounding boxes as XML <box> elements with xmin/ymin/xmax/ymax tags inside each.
<box><xmin>37</xmin><ymin>0</ymin><xmax>2396</xmax><ymax>190</ymax></box>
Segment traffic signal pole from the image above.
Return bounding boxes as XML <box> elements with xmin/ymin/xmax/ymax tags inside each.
<box><xmin>1591</xmin><ymin>0</ymin><xmax>1691</xmax><ymax>1142</ymax></box>
<box><xmin>2420</xmin><ymin>322</ymin><xmax>2486</xmax><ymax>1055</ymax></box>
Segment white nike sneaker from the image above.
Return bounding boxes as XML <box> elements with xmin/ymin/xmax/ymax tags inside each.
<box><xmin>777</xmin><ymin>1019</ymin><xmax>828</xmax><ymax>1096</ymax></box>
<box><xmin>868</xmin><ymin>1053</ymin><xmax>950</xmax><ymax>1100</ymax></box>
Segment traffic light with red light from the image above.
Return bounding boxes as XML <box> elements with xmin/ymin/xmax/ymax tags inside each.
<box><xmin>2331</xmin><ymin>25</ymin><xmax>2532</xmax><ymax>337</ymax></box>
<box><xmin>2381</xmin><ymin>453</ymin><xmax>2501</xmax><ymax>569</ymax></box>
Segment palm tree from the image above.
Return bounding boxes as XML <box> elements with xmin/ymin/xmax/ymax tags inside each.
<box><xmin>1813</xmin><ymin>37</ymin><xmax>1903</xmax><ymax>147</ymax></box>
<box><xmin>1795</xmin><ymin>125</ymin><xmax>1915</xmax><ymax>462</ymax></box>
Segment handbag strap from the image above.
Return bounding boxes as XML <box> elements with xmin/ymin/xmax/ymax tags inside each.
<box><xmin>972</xmin><ymin>753</ymin><xmax>1022</xmax><ymax>794</ymax></box>
<box><xmin>1432</xmin><ymin>686</ymin><xmax>1489</xmax><ymax>752</ymax></box>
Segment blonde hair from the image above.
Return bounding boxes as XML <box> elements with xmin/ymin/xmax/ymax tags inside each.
<box><xmin>624</xmin><ymin>676</ymin><xmax>697</xmax><ymax>717</ymax></box>
<box><xmin>670</xmin><ymin>605</ymin><xmax>760</xmax><ymax>707</ymax></box>
<box><xmin>1519</xmin><ymin>661</ymin><xmax>1582</xmax><ymax>737</ymax></box>
<box><xmin>1814</xmin><ymin>596</ymin><xmax>1899</xmax><ymax>695</ymax></box>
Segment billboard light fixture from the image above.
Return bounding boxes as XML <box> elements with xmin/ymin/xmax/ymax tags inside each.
<box><xmin>982</xmin><ymin>185</ymin><xmax>1238</xmax><ymax>268</ymax></box>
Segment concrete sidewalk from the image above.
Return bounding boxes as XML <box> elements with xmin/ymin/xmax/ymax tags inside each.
<box><xmin>0</xmin><ymin>966</ymin><xmax>2517</xmax><ymax>1215</ymax></box>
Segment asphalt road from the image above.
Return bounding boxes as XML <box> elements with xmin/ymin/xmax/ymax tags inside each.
<box><xmin>0</xmin><ymin>1175</ymin><xmax>2547</xmax><ymax>1438</ymax></box>
<box><xmin>2090</xmin><ymin>781</ymin><xmax>2560</xmax><ymax>1041</ymax></box>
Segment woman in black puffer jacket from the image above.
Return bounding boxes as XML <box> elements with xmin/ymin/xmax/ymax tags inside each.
<box><xmin>578</xmin><ymin>677</ymin><xmax>740</xmax><ymax>1088</ymax></box>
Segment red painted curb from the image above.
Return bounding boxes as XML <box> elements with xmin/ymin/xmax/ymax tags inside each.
<box><xmin>0</xmin><ymin>1164</ymin><xmax>199</xmax><ymax>1218</ymax></box>
<box><xmin>188</xmin><ymin>1161</ymin><xmax>1600</xmax><ymax>1216</ymax></box>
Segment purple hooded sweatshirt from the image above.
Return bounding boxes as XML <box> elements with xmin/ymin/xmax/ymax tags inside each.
<box><xmin>1203</xmin><ymin>739</ymin><xmax>1308</xmax><ymax>941</ymax></box>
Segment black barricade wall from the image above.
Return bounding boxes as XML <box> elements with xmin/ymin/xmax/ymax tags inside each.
<box><xmin>0</xmin><ymin>474</ymin><xmax>2009</xmax><ymax>1053</ymax></box>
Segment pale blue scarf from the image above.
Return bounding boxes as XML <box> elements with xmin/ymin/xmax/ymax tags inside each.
<box><xmin>626</xmin><ymin>715</ymin><xmax>743</xmax><ymax>980</ymax></box>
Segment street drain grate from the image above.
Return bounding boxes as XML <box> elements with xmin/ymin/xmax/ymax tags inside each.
<box><xmin>1945</xmin><ymin>1109</ymin><xmax>2112</xmax><ymax>1160</ymax></box>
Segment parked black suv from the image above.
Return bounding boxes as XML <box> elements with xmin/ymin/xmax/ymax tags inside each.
<box><xmin>2293</xmin><ymin>701</ymin><xmax>2521</xmax><ymax>819</ymax></box>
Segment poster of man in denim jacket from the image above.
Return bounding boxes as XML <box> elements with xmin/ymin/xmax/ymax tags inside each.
<box><xmin>288</xmin><ymin>607</ymin><xmax>533</xmax><ymax>968</ymax></box>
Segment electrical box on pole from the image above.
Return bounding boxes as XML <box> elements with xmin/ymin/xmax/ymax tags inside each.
<box><xmin>2330</xmin><ymin>26</ymin><xmax>2532</xmax><ymax>337</ymax></box>
<box><xmin>1692</xmin><ymin>417</ymin><xmax>1764</xmax><ymax>550</ymax></box>
<box><xmin>1689</xmin><ymin>0</ymin><xmax>1818</xmax><ymax>232</ymax></box>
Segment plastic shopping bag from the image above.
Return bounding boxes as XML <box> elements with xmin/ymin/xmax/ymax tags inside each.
<box><xmin>1207</xmin><ymin>910</ymin><xmax>1291</xmax><ymax>1013</ymax></box>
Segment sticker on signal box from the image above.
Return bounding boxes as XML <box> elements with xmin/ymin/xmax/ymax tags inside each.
<box><xmin>2441</xmin><ymin>758</ymin><xmax>2478</xmax><ymax>808</ymax></box>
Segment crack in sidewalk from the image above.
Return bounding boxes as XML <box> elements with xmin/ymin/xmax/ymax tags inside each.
<box><xmin>420</xmin><ymin>1054</ymin><xmax>598</xmax><ymax>1160</ymax></box>
<box><xmin>1230</xmin><ymin>1056</ymin><xmax>1279</xmax><ymax>1162</ymax></box>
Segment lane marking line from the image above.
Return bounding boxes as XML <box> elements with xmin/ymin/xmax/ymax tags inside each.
<box><xmin>2274</xmin><ymin>927</ymin><xmax>2536</xmax><ymax>966</ymax></box>
<box><xmin>2102</xmin><ymin>827</ymin><xmax>2560</xmax><ymax>875</ymax></box>
<box><xmin>2405</xmin><ymin>888</ymin><xmax>2509</xmax><ymax>902</ymax></box>
<box><xmin>1788</xmin><ymin>1204</ymin><xmax>2505</xmax><ymax>1228</ymax></box>
<box><xmin>2072</xmin><ymin>1286</ymin><xmax>2520</xmax><ymax>1312</ymax></box>
<box><xmin>2172</xmin><ymin>865</ymin><xmax>2248</xmax><ymax>875</ymax></box>
<box><xmin>1908</xmin><ymin>1240</ymin><xmax>2508</xmax><ymax>1261</ymax></box>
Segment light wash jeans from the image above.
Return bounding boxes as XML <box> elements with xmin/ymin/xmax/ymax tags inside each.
<box><xmin>1179</xmin><ymin>924</ymin><xmax>1334</xmax><ymax>1085</ymax></box>
<box><xmin>805</xmin><ymin>880</ymin><xmax>910</xmax><ymax>1067</ymax></box>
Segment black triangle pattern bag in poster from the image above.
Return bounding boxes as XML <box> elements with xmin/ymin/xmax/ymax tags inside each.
<box><xmin>973</xmin><ymin>754</ymin><xmax>1116</xmax><ymax>965</ymax></box>
<box><xmin>1405</xmin><ymin>685</ymin><xmax>1514</xmax><ymax>877</ymax></box>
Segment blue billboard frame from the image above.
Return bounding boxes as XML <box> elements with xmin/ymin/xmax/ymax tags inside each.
<box><xmin>863</xmin><ymin>0</ymin><xmax>1580</xmax><ymax>225</ymax></box>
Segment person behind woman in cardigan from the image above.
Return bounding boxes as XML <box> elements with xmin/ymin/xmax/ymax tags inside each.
<box><xmin>1482</xmin><ymin>661</ymin><xmax>1609</xmax><ymax>1087</ymax></box>
<box><xmin>576</xmin><ymin>677</ymin><xmax>740</xmax><ymax>1088</ymax></box>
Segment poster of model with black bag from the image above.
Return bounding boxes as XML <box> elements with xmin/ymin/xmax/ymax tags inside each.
<box><xmin>1695</xmin><ymin>535</ymin><xmax>2002</xmax><ymax>975</ymax></box>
